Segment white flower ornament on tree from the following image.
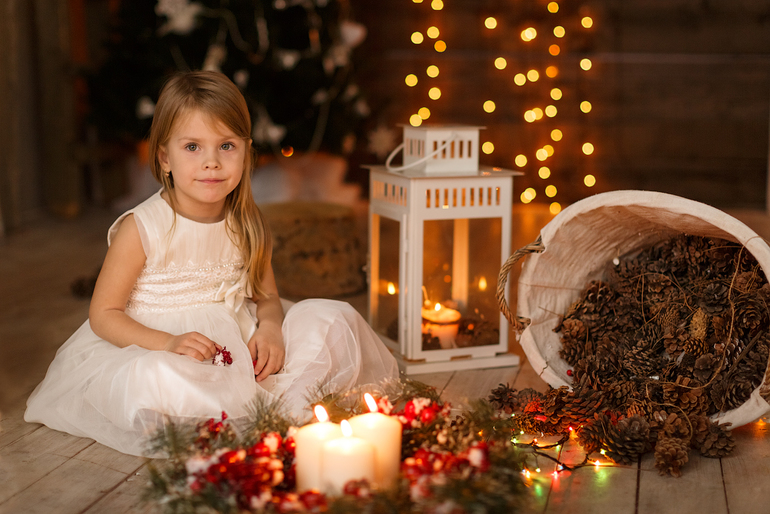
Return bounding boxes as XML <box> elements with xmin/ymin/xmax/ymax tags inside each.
<box><xmin>155</xmin><ymin>0</ymin><xmax>204</xmax><ymax>36</ymax></box>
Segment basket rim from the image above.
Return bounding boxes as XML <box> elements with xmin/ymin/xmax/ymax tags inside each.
<box><xmin>514</xmin><ymin>190</ymin><xmax>770</xmax><ymax>427</ymax></box>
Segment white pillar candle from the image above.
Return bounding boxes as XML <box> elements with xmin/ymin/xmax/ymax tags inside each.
<box><xmin>421</xmin><ymin>302</ymin><xmax>462</xmax><ymax>349</ymax></box>
<box><xmin>294</xmin><ymin>405</ymin><xmax>342</xmax><ymax>492</ymax></box>
<box><xmin>321</xmin><ymin>420</ymin><xmax>375</xmax><ymax>496</ymax></box>
<box><xmin>348</xmin><ymin>393</ymin><xmax>403</xmax><ymax>490</ymax></box>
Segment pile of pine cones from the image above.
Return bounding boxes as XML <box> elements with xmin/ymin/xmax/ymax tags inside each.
<box><xmin>490</xmin><ymin>235</ymin><xmax>770</xmax><ymax>476</ymax></box>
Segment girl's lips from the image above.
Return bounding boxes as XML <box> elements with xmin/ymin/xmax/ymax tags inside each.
<box><xmin>199</xmin><ymin>179</ymin><xmax>224</xmax><ymax>184</ymax></box>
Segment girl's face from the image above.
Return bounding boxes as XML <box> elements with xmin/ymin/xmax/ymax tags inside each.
<box><xmin>158</xmin><ymin>109</ymin><xmax>249</xmax><ymax>222</ymax></box>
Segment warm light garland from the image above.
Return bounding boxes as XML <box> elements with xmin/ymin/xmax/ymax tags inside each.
<box><xmin>403</xmin><ymin>1</ymin><xmax>598</xmax><ymax>203</ymax></box>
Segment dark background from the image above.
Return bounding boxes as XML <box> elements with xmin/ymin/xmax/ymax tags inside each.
<box><xmin>2</xmin><ymin>0</ymin><xmax>770</xmax><ymax>236</ymax></box>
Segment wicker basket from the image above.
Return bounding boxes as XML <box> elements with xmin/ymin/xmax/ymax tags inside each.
<box><xmin>497</xmin><ymin>190</ymin><xmax>770</xmax><ymax>427</ymax></box>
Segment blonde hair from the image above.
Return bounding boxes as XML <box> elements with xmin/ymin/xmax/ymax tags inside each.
<box><xmin>148</xmin><ymin>70</ymin><xmax>273</xmax><ymax>298</ymax></box>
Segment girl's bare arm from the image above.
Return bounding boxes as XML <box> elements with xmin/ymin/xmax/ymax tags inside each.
<box><xmin>89</xmin><ymin>215</ymin><xmax>218</xmax><ymax>361</ymax></box>
<box><xmin>249</xmin><ymin>262</ymin><xmax>285</xmax><ymax>381</ymax></box>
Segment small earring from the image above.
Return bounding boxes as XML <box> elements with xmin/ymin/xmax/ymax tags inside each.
<box><xmin>165</xmin><ymin>170</ymin><xmax>171</xmax><ymax>177</ymax></box>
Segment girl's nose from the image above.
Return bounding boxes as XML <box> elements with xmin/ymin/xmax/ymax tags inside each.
<box><xmin>203</xmin><ymin>150</ymin><xmax>221</xmax><ymax>169</ymax></box>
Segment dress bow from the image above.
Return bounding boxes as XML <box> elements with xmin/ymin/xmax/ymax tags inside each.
<box><xmin>215</xmin><ymin>273</ymin><xmax>256</xmax><ymax>341</ymax></box>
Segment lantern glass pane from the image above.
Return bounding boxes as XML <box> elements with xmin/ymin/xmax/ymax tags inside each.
<box><xmin>374</xmin><ymin>216</ymin><xmax>400</xmax><ymax>342</ymax></box>
<box><xmin>421</xmin><ymin>217</ymin><xmax>501</xmax><ymax>351</ymax></box>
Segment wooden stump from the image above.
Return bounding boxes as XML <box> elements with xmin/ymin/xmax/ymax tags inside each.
<box><xmin>261</xmin><ymin>202</ymin><xmax>365</xmax><ymax>298</ymax></box>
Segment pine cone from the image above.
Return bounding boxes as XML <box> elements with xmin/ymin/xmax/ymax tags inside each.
<box><xmin>601</xmin><ymin>379</ymin><xmax>640</xmax><ymax>411</ymax></box>
<box><xmin>709</xmin><ymin>373</ymin><xmax>728</xmax><ymax>412</ymax></box>
<box><xmin>559</xmin><ymin>389</ymin><xmax>606</xmax><ymax>430</ymax></box>
<box><xmin>488</xmin><ymin>383</ymin><xmax>517</xmax><ymax>412</ymax></box>
<box><xmin>654</xmin><ymin>437</ymin><xmax>689</xmax><ymax>477</ymax></box>
<box><xmin>733</xmin><ymin>271</ymin><xmax>762</xmax><ymax>294</ymax></box>
<box><xmin>711</xmin><ymin>315</ymin><xmax>729</xmax><ymax>343</ymax></box>
<box><xmin>689</xmin><ymin>415</ymin><xmax>735</xmax><ymax>458</ymax></box>
<box><xmin>689</xmin><ymin>308</ymin><xmax>709</xmax><ymax>342</ymax></box>
<box><xmin>657</xmin><ymin>306</ymin><xmax>682</xmax><ymax>336</ymax></box>
<box><xmin>604</xmin><ymin>415</ymin><xmax>650</xmax><ymax>465</ymax></box>
<box><xmin>560</xmin><ymin>339</ymin><xmax>585</xmax><ymax>367</ymax></box>
<box><xmin>576</xmin><ymin>413</ymin><xmax>611</xmax><ymax>454</ymax></box>
<box><xmin>664</xmin><ymin>324</ymin><xmax>688</xmax><ymax>357</ymax></box>
<box><xmin>644</xmin><ymin>274</ymin><xmax>676</xmax><ymax>306</ymax></box>
<box><xmin>699</xmin><ymin>282</ymin><xmax>730</xmax><ymax>314</ymax></box>
<box><xmin>623</xmin><ymin>342</ymin><xmax>658</xmax><ymax>378</ymax></box>
<box><xmin>683</xmin><ymin>337</ymin><xmax>710</xmax><ymax>358</ymax></box>
<box><xmin>662</xmin><ymin>377</ymin><xmax>708</xmax><ymax>416</ymax></box>
<box><xmin>626</xmin><ymin>399</ymin><xmax>655</xmax><ymax>420</ymax></box>
<box><xmin>584</xmin><ymin>280</ymin><xmax>614</xmax><ymax>305</ymax></box>
<box><xmin>734</xmin><ymin>295</ymin><xmax>767</xmax><ymax>338</ymax></box>
<box><xmin>661</xmin><ymin>412</ymin><xmax>691</xmax><ymax>440</ymax></box>
<box><xmin>722</xmin><ymin>374</ymin><xmax>756</xmax><ymax>411</ymax></box>
<box><xmin>693</xmin><ymin>353</ymin><xmax>717</xmax><ymax>383</ymax></box>
<box><xmin>540</xmin><ymin>386</ymin><xmax>572</xmax><ymax>433</ymax></box>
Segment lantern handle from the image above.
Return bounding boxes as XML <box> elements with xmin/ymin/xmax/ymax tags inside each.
<box><xmin>384</xmin><ymin>132</ymin><xmax>461</xmax><ymax>172</ymax></box>
<box><xmin>496</xmin><ymin>235</ymin><xmax>545</xmax><ymax>333</ymax></box>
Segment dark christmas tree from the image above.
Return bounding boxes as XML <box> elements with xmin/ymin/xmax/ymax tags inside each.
<box><xmin>87</xmin><ymin>0</ymin><xmax>370</xmax><ymax>155</ymax></box>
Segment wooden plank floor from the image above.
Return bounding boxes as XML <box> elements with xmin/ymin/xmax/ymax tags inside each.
<box><xmin>2</xmin><ymin>204</ymin><xmax>770</xmax><ymax>513</ymax></box>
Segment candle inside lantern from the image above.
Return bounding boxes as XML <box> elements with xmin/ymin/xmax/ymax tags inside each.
<box><xmin>321</xmin><ymin>420</ymin><xmax>375</xmax><ymax>496</ymax></box>
<box><xmin>421</xmin><ymin>302</ymin><xmax>462</xmax><ymax>349</ymax></box>
<box><xmin>348</xmin><ymin>393</ymin><xmax>403</xmax><ymax>490</ymax></box>
<box><xmin>294</xmin><ymin>405</ymin><xmax>342</xmax><ymax>492</ymax></box>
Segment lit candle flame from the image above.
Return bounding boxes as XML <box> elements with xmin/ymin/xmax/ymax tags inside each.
<box><xmin>478</xmin><ymin>276</ymin><xmax>487</xmax><ymax>291</ymax></box>
<box><xmin>341</xmin><ymin>419</ymin><xmax>353</xmax><ymax>437</ymax></box>
<box><xmin>314</xmin><ymin>405</ymin><xmax>329</xmax><ymax>423</ymax></box>
<box><xmin>364</xmin><ymin>393</ymin><xmax>378</xmax><ymax>413</ymax></box>
<box><xmin>434</xmin><ymin>302</ymin><xmax>442</xmax><ymax>311</ymax></box>
<box><xmin>387</xmin><ymin>282</ymin><xmax>396</xmax><ymax>295</ymax></box>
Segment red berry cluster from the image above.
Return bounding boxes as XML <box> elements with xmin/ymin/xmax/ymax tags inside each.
<box><xmin>195</xmin><ymin>411</ymin><xmax>229</xmax><ymax>450</ymax></box>
<box><xmin>402</xmin><ymin>441</ymin><xmax>490</xmax><ymax>500</ymax></box>
<box><xmin>393</xmin><ymin>397</ymin><xmax>451</xmax><ymax>428</ymax></box>
<box><xmin>213</xmin><ymin>346</ymin><xmax>233</xmax><ymax>366</ymax></box>
<box><xmin>186</xmin><ymin>430</ymin><xmax>301</xmax><ymax>511</ymax></box>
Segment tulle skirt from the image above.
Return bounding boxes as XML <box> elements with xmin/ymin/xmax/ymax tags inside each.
<box><xmin>24</xmin><ymin>299</ymin><xmax>399</xmax><ymax>456</ymax></box>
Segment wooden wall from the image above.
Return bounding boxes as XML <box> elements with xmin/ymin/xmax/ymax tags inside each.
<box><xmin>353</xmin><ymin>0</ymin><xmax>770</xmax><ymax>209</ymax></box>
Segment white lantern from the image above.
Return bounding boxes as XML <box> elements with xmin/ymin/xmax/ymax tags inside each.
<box><xmin>367</xmin><ymin>125</ymin><xmax>521</xmax><ymax>374</ymax></box>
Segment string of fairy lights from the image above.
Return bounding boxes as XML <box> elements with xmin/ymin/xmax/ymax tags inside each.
<box><xmin>404</xmin><ymin>0</ymin><xmax>598</xmax><ymax>215</ymax></box>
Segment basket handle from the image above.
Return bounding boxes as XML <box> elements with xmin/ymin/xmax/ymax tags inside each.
<box><xmin>496</xmin><ymin>235</ymin><xmax>545</xmax><ymax>333</ymax></box>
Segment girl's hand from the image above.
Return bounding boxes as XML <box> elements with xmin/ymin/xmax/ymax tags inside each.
<box><xmin>248</xmin><ymin>323</ymin><xmax>285</xmax><ymax>382</ymax></box>
<box><xmin>165</xmin><ymin>332</ymin><xmax>220</xmax><ymax>361</ymax></box>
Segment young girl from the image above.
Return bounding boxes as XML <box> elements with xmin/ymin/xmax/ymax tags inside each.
<box><xmin>25</xmin><ymin>71</ymin><xmax>399</xmax><ymax>457</ymax></box>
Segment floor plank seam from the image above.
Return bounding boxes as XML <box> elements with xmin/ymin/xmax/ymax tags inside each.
<box><xmin>52</xmin><ymin>439</ymin><xmax>96</xmax><ymax>460</ymax></box>
<box><xmin>719</xmin><ymin>458</ymin><xmax>730</xmax><ymax>514</ymax></box>
<box><xmin>0</xmin><ymin>448</ymin><xmax>74</xmax><ymax>507</ymax></box>
<box><xmin>634</xmin><ymin>455</ymin><xmax>641</xmax><ymax>514</ymax></box>
<box><xmin>0</xmin><ymin>423</ymin><xmax>43</xmax><ymax>452</ymax></box>
<box><xmin>76</xmin><ymin>461</ymin><xmax>148</xmax><ymax>514</ymax></box>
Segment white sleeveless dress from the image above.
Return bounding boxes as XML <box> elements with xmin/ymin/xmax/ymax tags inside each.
<box><xmin>25</xmin><ymin>192</ymin><xmax>399</xmax><ymax>456</ymax></box>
